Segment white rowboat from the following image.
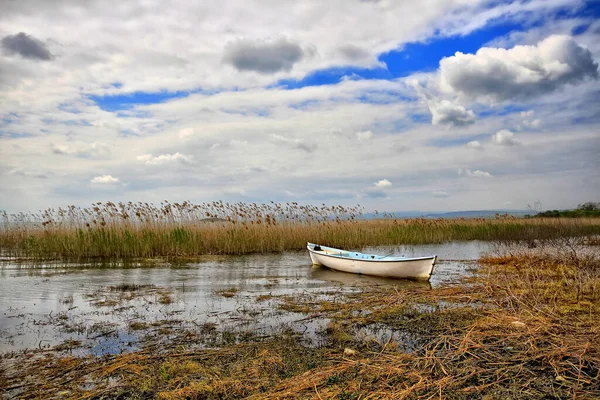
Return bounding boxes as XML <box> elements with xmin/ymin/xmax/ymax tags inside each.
<box><xmin>307</xmin><ymin>242</ymin><xmax>436</xmax><ymax>280</ymax></box>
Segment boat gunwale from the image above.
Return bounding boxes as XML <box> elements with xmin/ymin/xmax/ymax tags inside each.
<box><xmin>307</xmin><ymin>244</ymin><xmax>437</xmax><ymax>264</ymax></box>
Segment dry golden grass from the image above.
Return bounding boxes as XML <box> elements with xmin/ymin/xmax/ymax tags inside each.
<box><xmin>2</xmin><ymin>201</ymin><xmax>599</xmax><ymax>260</ymax></box>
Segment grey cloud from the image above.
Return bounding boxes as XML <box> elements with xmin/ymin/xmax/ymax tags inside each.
<box><xmin>223</xmin><ymin>38</ymin><xmax>307</xmax><ymax>74</ymax></box>
<box><xmin>440</xmin><ymin>35</ymin><xmax>598</xmax><ymax>101</ymax></box>
<box><xmin>338</xmin><ymin>44</ymin><xmax>370</xmax><ymax>61</ymax></box>
<box><xmin>1</xmin><ymin>32</ymin><xmax>53</xmax><ymax>60</ymax></box>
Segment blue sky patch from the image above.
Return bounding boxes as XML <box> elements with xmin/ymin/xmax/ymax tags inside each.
<box><xmin>275</xmin><ymin>67</ymin><xmax>392</xmax><ymax>90</ymax></box>
<box><xmin>90</xmin><ymin>90</ymin><xmax>193</xmax><ymax>112</ymax></box>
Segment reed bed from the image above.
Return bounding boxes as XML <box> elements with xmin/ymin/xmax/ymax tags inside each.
<box><xmin>2</xmin><ymin>201</ymin><xmax>600</xmax><ymax>260</ymax></box>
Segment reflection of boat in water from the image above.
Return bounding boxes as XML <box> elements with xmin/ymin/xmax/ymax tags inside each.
<box><xmin>311</xmin><ymin>266</ymin><xmax>432</xmax><ymax>289</ymax></box>
<box><xmin>307</xmin><ymin>243</ymin><xmax>436</xmax><ymax>281</ymax></box>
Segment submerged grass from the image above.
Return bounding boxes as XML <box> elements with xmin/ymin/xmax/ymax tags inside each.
<box><xmin>2</xmin><ymin>200</ymin><xmax>599</xmax><ymax>260</ymax></box>
<box><xmin>2</xmin><ymin>238</ymin><xmax>599</xmax><ymax>399</ymax></box>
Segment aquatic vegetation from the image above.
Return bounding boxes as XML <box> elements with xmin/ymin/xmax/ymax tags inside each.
<box><xmin>1</xmin><ymin>201</ymin><xmax>599</xmax><ymax>260</ymax></box>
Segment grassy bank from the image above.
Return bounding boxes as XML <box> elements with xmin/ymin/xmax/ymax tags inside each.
<box><xmin>2</xmin><ymin>201</ymin><xmax>600</xmax><ymax>259</ymax></box>
<box><xmin>2</xmin><ymin>238</ymin><xmax>599</xmax><ymax>399</ymax></box>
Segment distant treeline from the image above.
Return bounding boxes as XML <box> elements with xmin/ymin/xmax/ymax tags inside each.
<box><xmin>531</xmin><ymin>202</ymin><xmax>600</xmax><ymax>218</ymax></box>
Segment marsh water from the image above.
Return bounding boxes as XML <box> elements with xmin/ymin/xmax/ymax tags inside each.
<box><xmin>0</xmin><ymin>241</ymin><xmax>493</xmax><ymax>356</ymax></box>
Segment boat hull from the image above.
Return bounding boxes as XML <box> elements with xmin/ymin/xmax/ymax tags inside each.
<box><xmin>307</xmin><ymin>244</ymin><xmax>436</xmax><ymax>280</ymax></box>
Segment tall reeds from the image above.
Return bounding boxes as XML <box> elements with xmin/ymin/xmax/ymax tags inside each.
<box><xmin>1</xmin><ymin>201</ymin><xmax>599</xmax><ymax>260</ymax></box>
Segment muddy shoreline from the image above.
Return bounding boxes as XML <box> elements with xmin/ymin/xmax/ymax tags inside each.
<box><xmin>2</xmin><ymin>239</ymin><xmax>599</xmax><ymax>399</ymax></box>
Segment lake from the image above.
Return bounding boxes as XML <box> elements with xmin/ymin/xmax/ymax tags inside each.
<box><xmin>0</xmin><ymin>241</ymin><xmax>493</xmax><ymax>356</ymax></box>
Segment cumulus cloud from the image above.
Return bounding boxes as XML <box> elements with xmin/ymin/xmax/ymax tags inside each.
<box><xmin>90</xmin><ymin>175</ymin><xmax>120</xmax><ymax>184</ymax></box>
<box><xmin>374</xmin><ymin>179</ymin><xmax>392</xmax><ymax>188</ymax></box>
<box><xmin>223</xmin><ymin>37</ymin><xmax>311</xmax><ymax>74</ymax></box>
<box><xmin>51</xmin><ymin>142</ymin><xmax>110</xmax><ymax>158</ymax></box>
<box><xmin>136</xmin><ymin>153</ymin><xmax>194</xmax><ymax>165</ymax></box>
<box><xmin>492</xmin><ymin>129</ymin><xmax>521</xmax><ymax>146</ymax></box>
<box><xmin>465</xmin><ymin>140</ymin><xmax>483</xmax><ymax>150</ymax></box>
<box><xmin>362</xmin><ymin>178</ymin><xmax>393</xmax><ymax>199</ymax></box>
<box><xmin>269</xmin><ymin>134</ymin><xmax>317</xmax><ymax>153</ymax></box>
<box><xmin>428</xmin><ymin>99</ymin><xmax>476</xmax><ymax>126</ymax></box>
<box><xmin>439</xmin><ymin>35</ymin><xmax>598</xmax><ymax>101</ymax></box>
<box><xmin>355</xmin><ymin>131</ymin><xmax>373</xmax><ymax>141</ymax></box>
<box><xmin>458</xmin><ymin>168</ymin><xmax>493</xmax><ymax>178</ymax></box>
<box><xmin>432</xmin><ymin>191</ymin><xmax>450</xmax><ymax>198</ymax></box>
<box><xmin>1</xmin><ymin>32</ymin><xmax>53</xmax><ymax>60</ymax></box>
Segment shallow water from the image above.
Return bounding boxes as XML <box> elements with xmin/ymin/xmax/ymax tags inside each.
<box><xmin>0</xmin><ymin>241</ymin><xmax>492</xmax><ymax>355</ymax></box>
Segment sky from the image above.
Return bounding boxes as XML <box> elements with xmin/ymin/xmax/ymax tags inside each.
<box><xmin>1</xmin><ymin>0</ymin><xmax>599</xmax><ymax>213</ymax></box>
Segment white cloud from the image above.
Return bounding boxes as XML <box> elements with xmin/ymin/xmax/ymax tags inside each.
<box><xmin>465</xmin><ymin>140</ymin><xmax>483</xmax><ymax>150</ymax></box>
<box><xmin>439</xmin><ymin>35</ymin><xmax>598</xmax><ymax>102</ymax></box>
<box><xmin>519</xmin><ymin>110</ymin><xmax>541</xmax><ymax>129</ymax></box>
<box><xmin>51</xmin><ymin>142</ymin><xmax>110</xmax><ymax>158</ymax></box>
<box><xmin>428</xmin><ymin>99</ymin><xmax>476</xmax><ymax>126</ymax></box>
<box><xmin>136</xmin><ymin>153</ymin><xmax>194</xmax><ymax>165</ymax></box>
<box><xmin>374</xmin><ymin>179</ymin><xmax>392</xmax><ymax>188</ymax></box>
<box><xmin>363</xmin><ymin>184</ymin><xmax>391</xmax><ymax>199</ymax></box>
<box><xmin>492</xmin><ymin>129</ymin><xmax>521</xmax><ymax>146</ymax></box>
<box><xmin>356</xmin><ymin>131</ymin><xmax>373</xmax><ymax>141</ymax></box>
<box><xmin>90</xmin><ymin>175</ymin><xmax>120</xmax><ymax>184</ymax></box>
<box><xmin>458</xmin><ymin>168</ymin><xmax>493</xmax><ymax>178</ymax></box>
<box><xmin>269</xmin><ymin>133</ymin><xmax>317</xmax><ymax>153</ymax></box>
